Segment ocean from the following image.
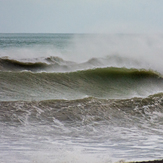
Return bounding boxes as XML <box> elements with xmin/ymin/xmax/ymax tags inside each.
<box><xmin>0</xmin><ymin>33</ymin><xmax>163</xmax><ymax>163</ymax></box>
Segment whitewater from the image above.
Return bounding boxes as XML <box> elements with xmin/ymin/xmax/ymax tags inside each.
<box><xmin>0</xmin><ymin>33</ymin><xmax>163</xmax><ymax>163</ymax></box>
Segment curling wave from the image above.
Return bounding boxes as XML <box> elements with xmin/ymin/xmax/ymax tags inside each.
<box><xmin>0</xmin><ymin>67</ymin><xmax>163</xmax><ymax>101</ymax></box>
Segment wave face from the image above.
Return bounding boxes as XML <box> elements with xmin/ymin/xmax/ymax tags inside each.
<box><xmin>0</xmin><ymin>67</ymin><xmax>163</xmax><ymax>101</ymax></box>
<box><xmin>1</xmin><ymin>33</ymin><xmax>163</xmax><ymax>163</ymax></box>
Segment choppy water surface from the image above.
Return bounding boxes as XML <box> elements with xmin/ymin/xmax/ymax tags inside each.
<box><xmin>0</xmin><ymin>34</ymin><xmax>163</xmax><ymax>163</ymax></box>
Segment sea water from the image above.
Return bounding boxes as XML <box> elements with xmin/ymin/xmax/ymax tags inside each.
<box><xmin>0</xmin><ymin>33</ymin><xmax>163</xmax><ymax>163</ymax></box>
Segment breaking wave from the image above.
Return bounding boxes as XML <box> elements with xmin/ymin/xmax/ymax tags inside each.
<box><xmin>0</xmin><ymin>66</ymin><xmax>163</xmax><ymax>101</ymax></box>
<box><xmin>1</xmin><ymin>93</ymin><xmax>163</xmax><ymax>125</ymax></box>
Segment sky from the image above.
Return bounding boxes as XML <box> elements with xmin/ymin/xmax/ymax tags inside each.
<box><xmin>0</xmin><ymin>0</ymin><xmax>163</xmax><ymax>33</ymax></box>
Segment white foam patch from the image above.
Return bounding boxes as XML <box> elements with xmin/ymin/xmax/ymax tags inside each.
<box><xmin>31</xmin><ymin>147</ymin><xmax>113</xmax><ymax>163</ymax></box>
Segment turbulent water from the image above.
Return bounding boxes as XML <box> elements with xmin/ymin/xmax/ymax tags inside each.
<box><xmin>0</xmin><ymin>33</ymin><xmax>163</xmax><ymax>163</ymax></box>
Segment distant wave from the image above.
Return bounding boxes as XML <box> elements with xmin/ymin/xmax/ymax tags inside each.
<box><xmin>0</xmin><ymin>55</ymin><xmax>150</xmax><ymax>72</ymax></box>
<box><xmin>0</xmin><ymin>56</ymin><xmax>76</xmax><ymax>72</ymax></box>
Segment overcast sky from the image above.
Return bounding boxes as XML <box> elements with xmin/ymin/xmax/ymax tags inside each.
<box><xmin>0</xmin><ymin>0</ymin><xmax>162</xmax><ymax>33</ymax></box>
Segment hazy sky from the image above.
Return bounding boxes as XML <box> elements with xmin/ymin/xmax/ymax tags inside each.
<box><xmin>0</xmin><ymin>0</ymin><xmax>163</xmax><ymax>33</ymax></box>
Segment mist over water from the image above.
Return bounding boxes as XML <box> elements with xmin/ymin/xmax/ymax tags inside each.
<box><xmin>69</xmin><ymin>34</ymin><xmax>163</xmax><ymax>74</ymax></box>
<box><xmin>0</xmin><ymin>34</ymin><xmax>163</xmax><ymax>163</ymax></box>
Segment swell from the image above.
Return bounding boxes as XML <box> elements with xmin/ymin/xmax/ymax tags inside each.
<box><xmin>1</xmin><ymin>93</ymin><xmax>163</xmax><ymax>125</ymax></box>
<box><xmin>0</xmin><ymin>67</ymin><xmax>163</xmax><ymax>101</ymax></box>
